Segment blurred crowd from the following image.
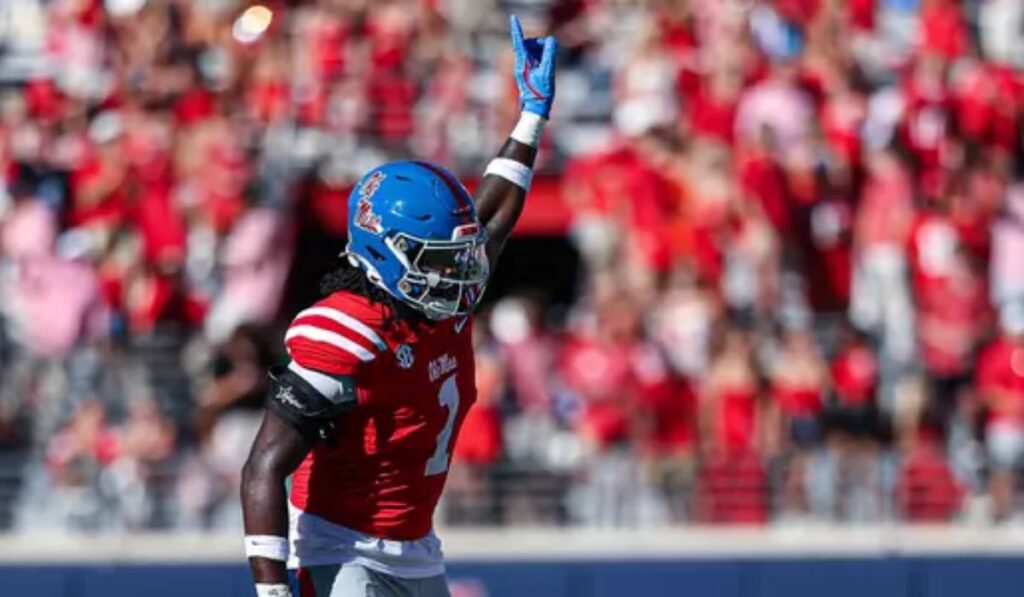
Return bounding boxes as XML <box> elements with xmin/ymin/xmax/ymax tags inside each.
<box><xmin>1</xmin><ymin>0</ymin><xmax>1024</xmax><ymax>532</ymax></box>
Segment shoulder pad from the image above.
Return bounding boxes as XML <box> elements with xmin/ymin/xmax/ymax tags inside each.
<box><xmin>285</xmin><ymin>299</ymin><xmax>388</xmax><ymax>376</ymax></box>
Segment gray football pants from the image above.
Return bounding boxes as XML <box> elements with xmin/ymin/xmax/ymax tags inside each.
<box><xmin>299</xmin><ymin>564</ymin><xmax>451</xmax><ymax>597</ymax></box>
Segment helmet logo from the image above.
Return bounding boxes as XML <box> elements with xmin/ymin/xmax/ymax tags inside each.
<box><xmin>354</xmin><ymin>171</ymin><xmax>386</xmax><ymax>234</ymax></box>
<box><xmin>355</xmin><ymin>198</ymin><xmax>382</xmax><ymax>233</ymax></box>
<box><xmin>361</xmin><ymin>170</ymin><xmax>386</xmax><ymax>197</ymax></box>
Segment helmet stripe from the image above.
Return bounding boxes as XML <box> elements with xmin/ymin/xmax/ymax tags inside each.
<box><xmin>412</xmin><ymin>161</ymin><xmax>474</xmax><ymax>224</ymax></box>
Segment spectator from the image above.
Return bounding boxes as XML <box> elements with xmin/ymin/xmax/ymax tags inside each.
<box><xmin>825</xmin><ymin>326</ymin><xmax>889</xmax><ymax>521</ymax></box>
<box><xmin>850</xmin><ymin>148</ymin><xmax>917</xmax><ymax>369</ymax></box>
<box><xmin>768</xmin><ymin>325</ymin><xmax>829</xmax><ymax>517</ymax></box>
<box><xmin>1</xmin><ymin>0</ymin><xmax>1023</xmax><ymax>532</ymax></box>
<box><xmin>990</xmin><ymin>185</ymin><xmax>1024</xmax><ymax>307</ymax></box>
<box><xmin>734</xmin><ymin>62</ymin><xmax>815</xmax><ymax>162</ymax></box>
<box><xmin>699</xmin><ymin>325</ymin><xmax>762</xmax><ymax>459</ymax></box>
<box><xmin>976</xmin><ymin>302</ymin><xmax>1024</xmax><ymax>522</ymax></box>
<box><xmin>39</xmin><ymin>399</ymin><xmax>119</xmax><ymax>530</ymax></box>
<box><xmin>694</xmin><ymin>324</ymin><xmax>769</xmax><ymax>524</ymax></box>
<box><xmin>446</xmin><ymin>327</ymin><xmax>504</xmax><ymax>526</ymax></box>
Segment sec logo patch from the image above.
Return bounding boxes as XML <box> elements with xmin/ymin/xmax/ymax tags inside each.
<box><xmin>395</xmin><ymin>344</ymin><xmax>415</xmax><ymax>369</ymax></box>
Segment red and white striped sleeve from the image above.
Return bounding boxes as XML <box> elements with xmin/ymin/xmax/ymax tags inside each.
<box><xmin>284</xmin><ymin>300</ymin><xmax>387</xmax><ymax>377</ymax></box>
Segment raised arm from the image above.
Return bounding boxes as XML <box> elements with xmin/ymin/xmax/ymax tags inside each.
<box><xmin>476</xmin><ymin>15</ymin><xmax>557</xmax><ymax>264</ymax></box>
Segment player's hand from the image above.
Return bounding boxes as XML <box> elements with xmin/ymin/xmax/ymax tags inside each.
<box><xmin>509</xmin><ymin>14</ymin><xmax>557</xmax><ymax>119</ymax></box>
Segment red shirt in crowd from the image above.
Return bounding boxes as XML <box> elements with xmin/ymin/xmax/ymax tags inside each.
<box><xmin>737</xmin><ymin>143</ymin><xmax>791</xmax><ymax>235</ymax></box>
<box><xmin>916</xmin><ymin>265</ymin><xmax>988</xmax><ymax>377</ymax></box>
<box><xmin>69</xmin><ymin>146</ymin><xmax>128</xmax><ymax>228</ymax></box>
<box><xmin>563</xmin><ymin>146</ymin><xmax>681</xmax><ymax>271</ymax></box>
<box><xmin>952</xmin><ymin>63</ymin><xmax>1021</xmax><ymax>152</ymax></box>
<box><xmin>715</xmin><ymin>387</ymin><xmax>758</xmax><ymax>454</ymax></box>
<box><xmin>820</xmin><ymin>91</ymin><xmax>866</xmax><ymax>167</ymax></box>
<box><xmin>920</xmin><ymin>0</ymin><xmax>968</xmax><ymax>62</ymax></box>
<box><xmin>454</xmin><ymin>350</ymin><xmax>503</xmax><ymax>466</ymax></box>
<box><xmin>687</xmin><ymin>78</ymin><xmax>738</xmax><ymax>144</ymax></box>
<box><xmin>773</xmin><ymin>381</ymin><xmax>823</xmax><ymax>418</ymax></box>
<box><xmin>633</xmin><ymin>346</ymin><xmax>697</xmax><ymax>456</ymax></box>
<box><xmin>908</xmin><ymin>209</ymin><xmax>961</xmax><ymax>303</ymax></box>
<box><xmin>900</xmin><ymin>68</ymin><xmax>952</xmax><ymax>193</ymax></box>
<box><xmin>831</xmin><ymin>343</ymin><xmax>878</xmax><ymax>407</ymax></box>
<box><xmin>976</xmin><ymin>337</ymin><xmax>1024</xmax><ymax>428</ymax></box>
<box><xmin>559</xmin><ymin>335</ymin><xmax>634</xmax><ymax>447</ymax></box>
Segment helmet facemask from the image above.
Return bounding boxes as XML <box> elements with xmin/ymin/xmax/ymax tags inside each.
<box><xmin>384</xmin><ymin>230</ymin><xmax>489</xmax><ymax>320</ymax></box>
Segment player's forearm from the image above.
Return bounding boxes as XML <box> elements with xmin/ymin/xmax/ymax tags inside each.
<box><xmin>241</xmin><ymin>412</ymin><xmax>312</xmax><ymax>589</ymax></box>
<box><xmin>476</xmin><ymin>127</ymin><xmax>541</xmax><ymax>259</ymax></box>
<box><xmin>241</xmin><ymin>461</ymin><xmax>290</xmax><ymax>584</ymax></box>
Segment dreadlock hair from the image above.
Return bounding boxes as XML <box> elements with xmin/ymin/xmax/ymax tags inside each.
<box><xmin>319</xmin><ymin>258</ymin><xmax>428</xmax><ymax>329</ymax></box>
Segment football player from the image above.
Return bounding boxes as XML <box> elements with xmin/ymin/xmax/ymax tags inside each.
<box><xmin>240</xmin><ymin>16</ymin><xmax>557</xmax><ymax>597</ymax></box>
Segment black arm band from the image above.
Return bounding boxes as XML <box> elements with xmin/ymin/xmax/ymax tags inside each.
<box><xmin>265</xmin><ymin>366</ymin><xmax>355</xmax><ymax>444</ymax></box>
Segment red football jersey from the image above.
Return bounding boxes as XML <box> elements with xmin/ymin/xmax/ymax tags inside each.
<box><xmin>284</xmin><ymin>290</ymin><xmax>476</xmax><ymax>541</ymax></box>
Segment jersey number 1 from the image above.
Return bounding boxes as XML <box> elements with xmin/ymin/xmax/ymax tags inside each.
<box><xmin>424</xmin><ymin>375</ymin><xmax>460</xmax><ymax>476</ymax></box>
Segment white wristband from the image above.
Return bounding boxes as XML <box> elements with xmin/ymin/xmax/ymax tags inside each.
<box><xmin>245</xmin><ymin>535</ymin><xmax>290</xmax><ymax>562</ymax></box>
<box><xmin>511</xmin><ymin>111</ymin><xmax>546</xmax><ymax>147</ymax></box>
<box><xmin>484</xmin><ymin>158</ymin><xmax>533</xmax><ymax>190</ymax></box>
<box><xmin>255</xmin><ymin>584</ymin><xmax>292</xmax><ymax>597</ymax></box>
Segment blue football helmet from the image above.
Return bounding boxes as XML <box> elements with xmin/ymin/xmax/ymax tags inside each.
<box><xmin>345</xmin><ymin>160</ymin><xmax>490</xmax><ymax>320</ymax></box>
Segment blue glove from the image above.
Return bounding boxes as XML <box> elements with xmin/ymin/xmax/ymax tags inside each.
<box><xmin>510</xmin><ymin>14</ymin><xmax>557</xmax><ymax>119</ymax></box>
